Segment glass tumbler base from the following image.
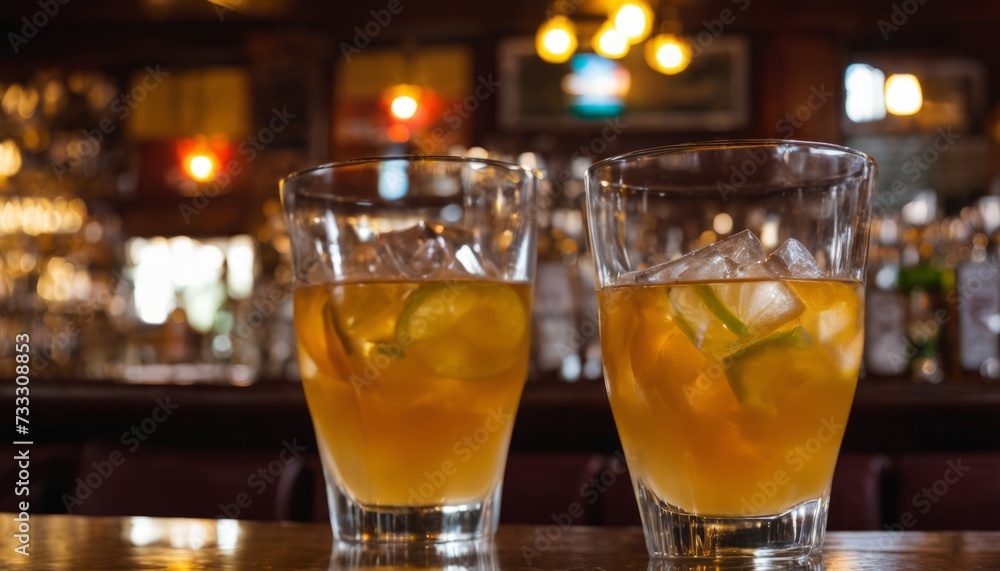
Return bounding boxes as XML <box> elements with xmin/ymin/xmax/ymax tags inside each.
<box><xmin>327</xmin><ymin>481</ymin><xmax>501</xmax><ymax>543</ymax></box>
<box><xmin>636</xmin><ymin>480</ymin><xmax>829</xmax><ymax>561</ymax></box>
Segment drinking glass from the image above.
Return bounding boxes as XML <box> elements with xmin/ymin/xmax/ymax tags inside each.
<box><xmin>281</xmin><ymin>156</ymin><xmax>537</xmax><ymax>542</ymax></box>
<box><xmin>585</xmin><ymin>141</ymin><xmax>876</xmax><ymax>560</ymax></box>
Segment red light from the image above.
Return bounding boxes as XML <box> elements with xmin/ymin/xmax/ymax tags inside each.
<box><xmin>383</xmin><ymin>84</ymin><xmax>422</xmax><ymax>122</ymax></box>
<box><xmin>175</xmin><ymin>137</ymin><xmax>231</xmax><ymax>183</ymax></box>
<box><xmin>185</xmin><ymin>153</ymin><xmax>216</xmax><ymax>181</ymax></box>
<box><xmin>388</xmin><ymin>124</ymin><xmax>410</xmax><ymax>143</ymax></box>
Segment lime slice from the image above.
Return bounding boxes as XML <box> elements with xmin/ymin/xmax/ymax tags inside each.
<box><xmin>456</xmin><ymin>289</ymin><xmax>527</xmax><ymax>353</ymax></box>
<box><xmin>695</xmin><ymin>284</ymin><xmax>750</xmax><ymax>338</ymax></box>
<box><xmin>666</xmin><ymin>284</ymin><xmax>753</xmax><ymax>352</ymax></box>
<box><xmin>323</xmin><ymin>302</ymin><xmax>354</xmax><ymax>356</ymax></box>
<box><xmin>293</xmin><ymin>287</ymin><xmax>352</xmax><ymax>381</ymax></box>
<box><xmin>396</xmin><ymin>282</ymin><xmax>527</xmax><ymax>379</ymax></box>
<box><xmin>668</xmin><ymin>304</ymin><xmax>699</xmax><ymax>346</ymax></box>
<box><xmin>395</xmin><ymin>283</ymin><xmax>475</xmax><ymax>342</ymax></box>
<box><xmin>725</xmin><ymin>325</ymin><xmax>811</xmax><ymax>404</ymax></box>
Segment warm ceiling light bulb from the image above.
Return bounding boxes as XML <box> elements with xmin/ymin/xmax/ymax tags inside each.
<box><xmin>593</xmin><ymin>21</ymin><xmax>630</xmax><ymax>59</ymax></box>
<box><xmin>885</xmin><ymin>73</ymin><xmax>923</xmax><ymax>116</ymax></box>
<box><xmin>186</xmin><ymin>154</ymin><xmax>215</xmax><ymax>181</ymax></box>
<box><xmin>612</xmin><ymin>1</ymin><xmax>653</xmax><ymax>44</ymax></box>
<box><xmin>390</xmin><ymin>94</ymin><xmax>418</xmax><ymax>120</ymax></box>
<box><xmin>0</xmin><ymin>139</ymin><xmax>22</xmax><ymax>177</ymax></box>
<box><xmin>536</xmin><ymin>15</ymin><xmax>578</xmax><ymax>63</ymax></box>
<box><xmin>645</xmin><ymin>33</ymin><xmax>692</xmax><ymax>75</ymax></box>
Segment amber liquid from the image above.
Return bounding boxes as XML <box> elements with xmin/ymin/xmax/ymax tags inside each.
<box><xmin>598</xmin><ymin>279</ymin><xmax>864</xmax><ymax>516</ymax></box>
<box><xmin>294</xmin><ymin>280</ymin><xmax>531</xmax><ymax>507</ymax></box>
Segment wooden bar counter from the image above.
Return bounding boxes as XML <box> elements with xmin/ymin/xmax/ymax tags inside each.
<box><xmin>1</xmin><ymin>514</ymin><xmax>998</xmax><ymax>569</ymax></box>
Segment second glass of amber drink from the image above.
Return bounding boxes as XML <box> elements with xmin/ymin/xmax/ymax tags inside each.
<box><xmin>281</xmin><ymin>157</ymin><xmax>537</xmax><ymax>543</ymax></box>
<box><xmin>586</xmin><ymin>141</ymin><xmax>876</xmax><ymax>560</ymax></box>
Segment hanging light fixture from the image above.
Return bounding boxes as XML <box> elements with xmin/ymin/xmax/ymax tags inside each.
<box><xmin>536</xmin><ymin>15</ymin><xmax>579</xmax><ymax>63</ymax></box>
<box><xmin>534</xmin><ymin>2</ymin><xmax>696</xmax><ymax>75</ymax></box>
<box><xmin>646</xmin><ymin>34</ymin><xmax>691</xmax><ymax>75</ymax></box>
<box><xmin>645</xmin><ymin>5</ymin><xmax>692</xmax><ymax>75</ymax></box>
<box><xmin>611</xmin><ymin>0</ymin><xmax>654</xmax><ymax>45</ymax></box>
<box><xmin>593</xmin><ymin>20</ymin><xmax>630</xmax><ymax>59</ymax></box>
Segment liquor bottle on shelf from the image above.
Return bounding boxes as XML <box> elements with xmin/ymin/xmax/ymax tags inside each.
<box><xmin>564</xmin><ymin>157</ymin><xmax>604</xmax><ymax>381</ymax></box>
<box><xmin>896</xmin><ymin>191</ymin><xmax>954</xmax><ymax>383</ymax></box>
<box><xmin>864</xmin><ymin>213</ymin><xmax>910</xmax><ymax>378</ymax></box>
<box><xmin>955</xmin><ymin>196</ymin><xmax>1000</xmax><ymax>381</ymax></box>
<box><xmin>527</xmin><ymin>153</ymin><xmax>596</xmax><ymax>382</ymax></box>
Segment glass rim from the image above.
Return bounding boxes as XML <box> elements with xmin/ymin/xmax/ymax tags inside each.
<box><xmin>587</xmin><ymin>139</ymin><xmax>876</xmax><ymax>176</ymax></box>
<box><xmin>280</xmin><ymin>154</ymin><xmax>538</xmax><ymax>189</ymax></box>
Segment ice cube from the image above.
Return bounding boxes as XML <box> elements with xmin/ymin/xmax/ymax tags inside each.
<box><xmin>326</xmin><ymin>223</ymin><xmax>401</xmax><ymax>280</ymax></box>
<box><xmin>381</xmin><ymin>221</ymin><xmax>454</xmax><ymax>279</ymax></box>
<box><xmin>635</xmin><ymin>229</ymin><xmax>771</xmax><ymax>284</ymax></box>
<box><xmin>765</xmin><ymin>239</ymin><xmax>824</xmax><ymax>279</ymax></box>
<box><xmin>716</xmin><ymin>281</ymin><xmax>805</xmax><ymax>340</ymax></box>
<box><xmin>668</xmin><ymin>280</ymin><xmax>806</xmax><ymax>357</ymax></box>
<box><xmin>452</xmin><ymin>244</ymin><xmax>488</xmax><ymax>275</ymax></box>
<box><xmin>380</xmin><ymin>222</ymin><xmax>497</xmax><ymax>279</ymax></box>
<box><xmin>636</xmin><ymin>231</ymin><xmax>805</xmax><ymax>356</ymax></box>
<box><xmin>434</xmin><ymin>226</ymin><xmax>494</xmax><ymax>277</ymax></box>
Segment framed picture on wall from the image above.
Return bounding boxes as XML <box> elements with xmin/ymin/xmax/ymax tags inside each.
<box><xmin>498</xmin><ymin>35</ymin><xmax>750</xmax><ymax>132</ymax></box>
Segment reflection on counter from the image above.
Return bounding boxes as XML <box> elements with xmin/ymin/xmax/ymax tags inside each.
<box><xmin>331</xmin><ymin>540</ymin><xmax>497</xmax><ymax>571</ymax></box>
<box><xmin>125</xmin><ymin>516</ymin><xmax>241</xmax><ymax>551</ymax></box>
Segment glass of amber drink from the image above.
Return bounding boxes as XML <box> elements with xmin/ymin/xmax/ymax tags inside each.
<box><xmin>281</xmin><ymin>157</ymin><xmax>537</xmax><ymax>543</ymax></box>
<box><xmin>586</xmin><ymin>141</ymin><xmax>876</xmax><ymax>560</ymax></box>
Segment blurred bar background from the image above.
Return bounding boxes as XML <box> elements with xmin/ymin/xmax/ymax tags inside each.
<box><xmin>1</xmin><ymin>0</ymin><xmax>1000</xmax><ymax>532</ymax></box>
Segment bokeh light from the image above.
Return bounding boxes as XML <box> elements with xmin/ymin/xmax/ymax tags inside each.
<box><xmin>593</xmin><ymin>21</ymin><xmax>630</xmax><ymax>59</ymax></box>
<box><xmin>535</xmin><ymin>16</ymin><xmax>578</xmax><ymax>63</ymax></box>
<box><xmin>885</xmin><ymin>73</ymin><xmax>923</xmax><ymax>116</ymax></box>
